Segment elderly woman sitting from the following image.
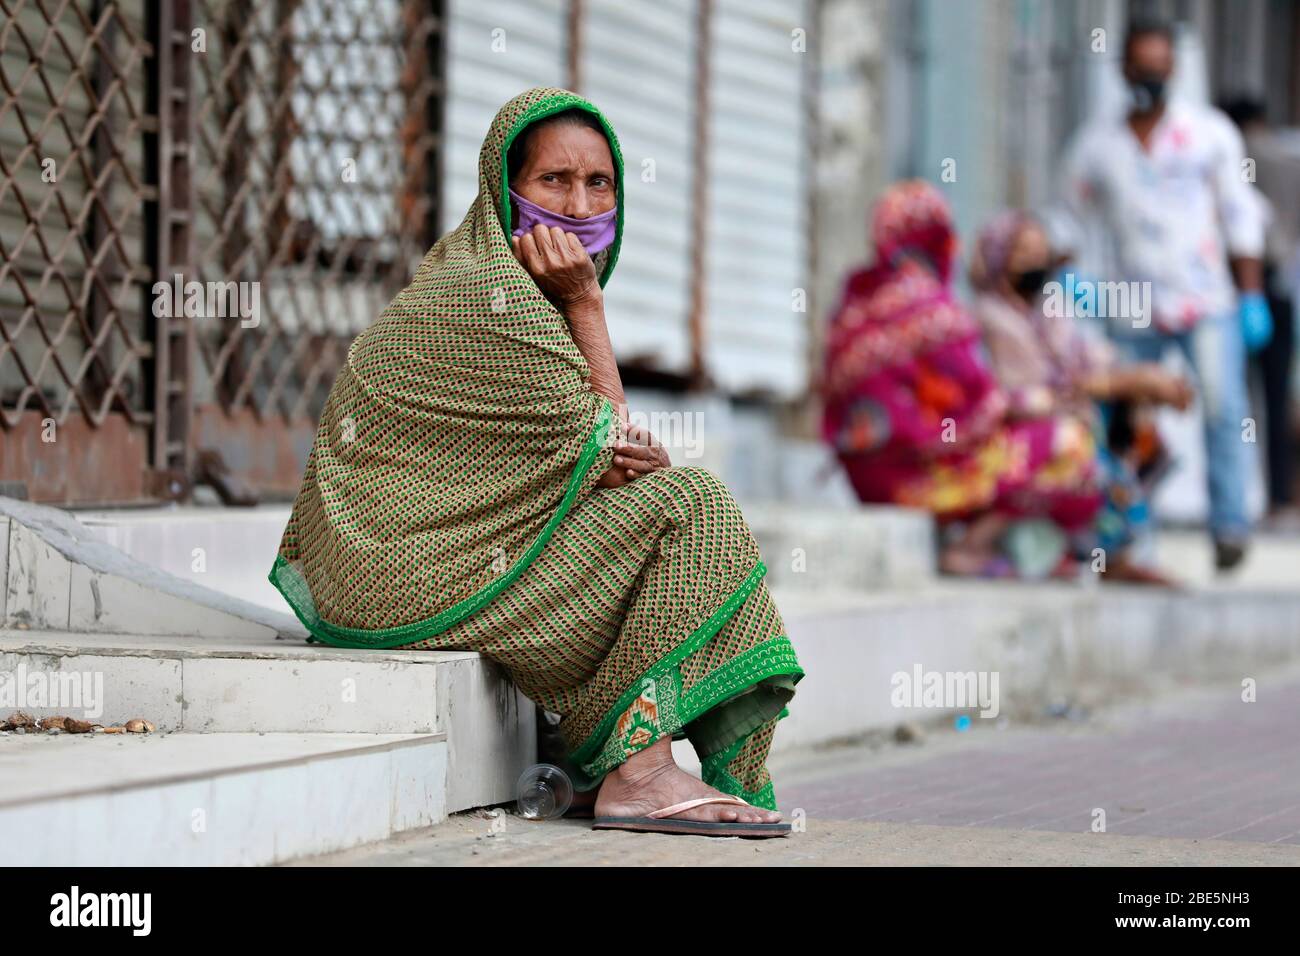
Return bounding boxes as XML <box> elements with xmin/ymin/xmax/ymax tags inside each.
<box><xmin>269</xmin><ymin>88</ymin><xmax>803</xmax><ymax>838</ymax></box>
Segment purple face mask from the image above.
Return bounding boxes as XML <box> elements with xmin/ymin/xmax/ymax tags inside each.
<box><xmin>509</xmin><ymin>188</ymin><xmax>617</xmax><ymax>255</ymax></box>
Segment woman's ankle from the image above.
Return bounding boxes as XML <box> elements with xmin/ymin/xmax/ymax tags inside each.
<box><xmin>608</xmin><ymin>735</ymin><xmax>676</xmax><ymax>783</ymax></box>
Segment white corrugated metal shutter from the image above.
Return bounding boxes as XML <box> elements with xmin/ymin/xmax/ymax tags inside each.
<box><xmin>704</xmin><ymin>0</ymin><xmax>810</xmax><ymax>397</ymax></box>
<box><xmin>443</xmin><ymin>0</ymin><xmax>567</xmax><ymax>231</ymax></box>
<box><xmin>580</xmin><ymin>0</ymin><xmax>695</xmax><ymax>375</ymax></box>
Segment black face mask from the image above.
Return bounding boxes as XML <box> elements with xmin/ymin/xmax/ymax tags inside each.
<box><xmin>1129</xmin><ymin>74</ymin><xmax>1167</xmax><ymax>112</ymax></box>
<box><xmin>1012</xmin><ymin>267</ymin><xmax>1048</xmax><ymax>298</ymax></box>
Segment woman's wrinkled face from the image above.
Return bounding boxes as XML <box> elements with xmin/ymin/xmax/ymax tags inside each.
<box><xmin>511</xmin><ymin>123</ymin><xmax>616</xmax><ymax>219</ymax></box>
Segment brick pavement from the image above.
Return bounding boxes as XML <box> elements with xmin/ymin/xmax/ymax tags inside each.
<box><xmin>299</xmin><ymin>671</ymin><xmax>1300</xmax><ymax>865</ymax></box>
<box><xmin>777</xmin><ymin>673</ymin><xmax>1300</xmax><ymax>844</ymax></box>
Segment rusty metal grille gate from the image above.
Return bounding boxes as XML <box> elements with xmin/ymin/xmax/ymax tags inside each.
<box><xmin>0</xmin><ymin>0</ymin><xmax>444</xmax><ymax>505</ymax></box>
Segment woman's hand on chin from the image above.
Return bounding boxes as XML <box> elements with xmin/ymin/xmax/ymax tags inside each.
<box><xmin>511</xmin><ymin>225</ymin><xmax>601</xmax><ymax>307</ymax></box>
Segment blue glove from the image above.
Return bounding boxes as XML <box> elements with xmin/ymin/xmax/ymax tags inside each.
<box><xmin>1240</xmin><ymin>292</ymin><xmax>1273</xmax><ymax>353</ymax></box>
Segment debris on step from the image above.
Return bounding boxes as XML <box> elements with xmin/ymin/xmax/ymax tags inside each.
<box><xmin>1</xmin><ymin>711</ymin><xmax>36</xmax><ymax>731</ymax></box>
<box><xmin>0</xmin><ymin>712</ymin><xmax>157</xmax><ymax>736</ymax></box>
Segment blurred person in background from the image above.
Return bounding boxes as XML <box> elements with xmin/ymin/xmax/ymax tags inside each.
<box><xmin>970</xmin><ymin>211</ymin><xmax>1194</xmax><ymax>585</ymax></box>
<box><xmin>822</xmin><ymin>180</ymin><xmax>1102</xmax><ymax>579</ymax></box>
<box><xmin>1060</xmin><ymin>18</ymin><xmax>1269</xmax><ymax>571</ymax></box>
<box><xmin>1221</xmin><ymin>96</ymin><xmax>1300</xmax><ymax>530</ymax></box>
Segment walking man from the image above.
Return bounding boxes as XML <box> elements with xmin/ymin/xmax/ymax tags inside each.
<box><xmin>1060</xmin><ymin>18</ymin><xmax>1270</xmax><ymax>570</ymax></box>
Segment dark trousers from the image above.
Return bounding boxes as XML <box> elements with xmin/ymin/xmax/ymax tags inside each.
<box><xmin>1256</xmin><ymin>272</ymin><xmax>1296</xmax><ymax>509</ymax></box>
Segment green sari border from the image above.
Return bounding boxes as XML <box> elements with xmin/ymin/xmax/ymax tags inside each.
<box><xmin>679</xmin><ymin>639</ymin><xmax>802</xmax><ymax>725</ymax></box>
<box><xmin>268</xmin><ymin>396</ymin><xmax>615</xmax><ymax>649</ymax></box>
<box><xmin>569</xmin><ymin>632</ymin><xmax>802</xmax><ymax>790</ymax></box>
<box><xmin>567</xmin><ymin>560</ymin><xmax>793</xmax><ymax>766</ymax></box>
<box><xmin>699</xmin><ymin>705</ymin><xmax>793</xmax><ymax>811</ymax></box>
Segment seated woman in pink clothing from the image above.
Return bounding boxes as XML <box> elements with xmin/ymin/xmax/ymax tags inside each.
<box><xmin>822</xmin><ymin>181</ymin><xmax>1103</xmax><ymax>577</ymax></box>
<box><xmin>968</xmin><ymin>211</ymin><xmax>1193</xmax><ymax>584</ymax></box>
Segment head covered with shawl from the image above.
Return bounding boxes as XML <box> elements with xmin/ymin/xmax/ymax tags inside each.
<box><xmin>823</xmin><ymin>179</ymin><xmax>977</xmax><ymax>401</ymax></box>
<box><xmin>968</xmin><ymin>209</ymin><xmax>1037</xmax><ymax>295</ymax></box>
<box><xmin>968</xmin><ymin>210</ymin><xmax>1114</xmax><ymax>413</ymax></box>
<box><xmin>271</xmin><ymin>88</ymin><xmax>625</xmax><ymax>646</ymax></box>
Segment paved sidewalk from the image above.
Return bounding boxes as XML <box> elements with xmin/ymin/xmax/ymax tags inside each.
<box><xmin>777</xmin><ymin>672</ymin><xmax>1300</xmax><ymax>845</ymax></box>
<box><xmin>296</xmin><ymin>669</ymin><xmax>1300</xmax><ymax>866</ymax></box>
<box><xmin>290</xmin><ymin>814</ymin><xmax>1300</xmax><ymax>867</ymax></box>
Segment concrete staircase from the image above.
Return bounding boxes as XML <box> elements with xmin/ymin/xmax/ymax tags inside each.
<box><xmin>4</xmin><ymin>493</ymin><xmax>1300</xmax><ymax>865</ymax></box>
<box><xmin>0</xmin><ymin>496</ymin><xmax>531</xmax><ymax>865</ymax></box>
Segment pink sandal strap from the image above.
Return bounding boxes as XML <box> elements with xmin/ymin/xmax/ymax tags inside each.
<box><xmin>646</xmin><ymin>795</ymin><xmax>752</xmax><ymax>820</ymax></box>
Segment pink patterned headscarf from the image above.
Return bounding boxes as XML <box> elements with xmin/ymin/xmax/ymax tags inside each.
<box><xmin>870</xmin><ymin>179</ymin><xmax>959</xmax><ymax>284</ymax></box>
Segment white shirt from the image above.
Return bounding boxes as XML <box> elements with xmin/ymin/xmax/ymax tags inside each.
<box><xmin>1061</xmin><ymin>100</ymin><xmax>1265</xmax><ymax>332</ymax></box>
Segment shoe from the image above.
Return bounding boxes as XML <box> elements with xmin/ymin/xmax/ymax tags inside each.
<box><xmin>1214</xmin><ymin>537</ymin><xmax>1248</xmax><ymax>572</ymax></box>
<box><xmin>592</xmin><ymin>796</ymin><xmax>791</xmax><ymax>838</ymax></box>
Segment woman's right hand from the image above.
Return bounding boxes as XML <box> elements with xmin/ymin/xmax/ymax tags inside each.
<box><xmin>511</xmin><ymin>225</ymin><xmax>601</xmax><ymax>307</ymax></box>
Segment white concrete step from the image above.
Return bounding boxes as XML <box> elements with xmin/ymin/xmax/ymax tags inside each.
<box><xmin>73</xmin><ymin>502</ymin><xmax>296</xmax><ymax>619</ymax></box>
<box><xmin>69</xmin><ymin>499</ymin><xmax>938</xmax><ymax>616</ymax></box>
<box><xmin>1152</xmin><ymin>530</ymin><xmax>1300</xmax><ymax>591</ymax></box>
<box><xmin>0</xmin><ymin>731</ymin><xmax>447</xmax><ymax>866</ymax></box>
<box><xmin>0</xmin><ymin>628</ymin><xmax>534</xmax><ymax>814</ymax></box>
<box><xmin>746</xmin><ymin>503</ymin><xmax>936</xmax><ymax>591</ymax></box>
<box><xmin>769</xmin><ymin>579</ymin><xmax>1300</xmax><ymax>756</ymax></box>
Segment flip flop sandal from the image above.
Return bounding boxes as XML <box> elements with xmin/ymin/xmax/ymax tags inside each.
<box><xmin>592</xmin><ymin>795</ymin><xmax>791</xmax><ymax>838</ymax></box>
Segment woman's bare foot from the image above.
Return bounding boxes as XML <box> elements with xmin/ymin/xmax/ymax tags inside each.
<box><xmin>593</xmin><ymin>736</ymin><xmax>781</xmax><ymax>825</ymax></box>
